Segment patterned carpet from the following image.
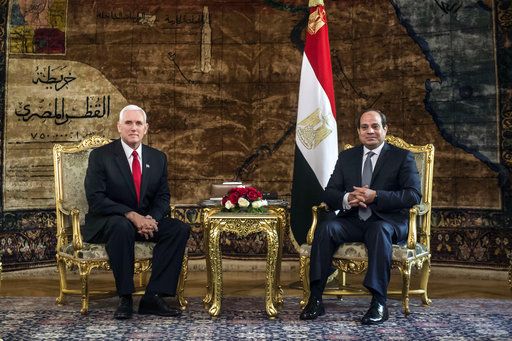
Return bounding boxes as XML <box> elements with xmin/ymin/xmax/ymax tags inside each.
<box><xmin>1</xmin><ymin>296</ymin><xmax>512</xmax><ymax>340</ymax></box>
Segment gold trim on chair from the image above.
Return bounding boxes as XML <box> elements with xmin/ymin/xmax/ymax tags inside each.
<box><xmin>53</xmin><ymin>136</ymin><xmax>188</xmax><ymax>314</ymax></box>
<box><xmin>299</xmin><ymin>135</ymin><xmax>435</xmax><ymax>315</ymax></box>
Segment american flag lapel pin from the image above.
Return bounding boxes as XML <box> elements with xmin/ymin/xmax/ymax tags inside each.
<box><xmin>146</xmin><ymin>164</ymin><xmax>150</xmax><ymax>168</ymax></box>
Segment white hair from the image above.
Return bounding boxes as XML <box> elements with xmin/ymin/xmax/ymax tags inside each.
<box><xmin>119</xmin><ymin>104</ymin><xmax>147</xmax><ymax>123</ymax></box>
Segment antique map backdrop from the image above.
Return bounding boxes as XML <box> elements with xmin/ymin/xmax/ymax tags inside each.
<box><xmin>0</xmin><ymin>0</ymin><xmax>511</xmax><ymax>270</ymax></box>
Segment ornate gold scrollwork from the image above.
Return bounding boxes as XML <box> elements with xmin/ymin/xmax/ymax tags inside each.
<box><xmin>332</xmin><ymin>259</ymin><xmax>368</xmax><ymax>274</ymax></box>
<box><xmin>203</xmin><ymin>211</ymin><xmax>283</xmax><ymax>318</ymax></box>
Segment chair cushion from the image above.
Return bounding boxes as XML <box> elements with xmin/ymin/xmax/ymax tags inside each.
<box><xmin>61</xmin><ymin>242</ymin><xmax>155</xmax><ymax>260</ymax></box>
<box><xmin>300</xmin><ymin>242</ymin><xmax>429</xmax><ymax>262</ymax></box>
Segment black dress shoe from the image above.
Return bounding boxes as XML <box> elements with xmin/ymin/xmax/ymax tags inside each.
<box><xmin>361</xmin><ymin>300</ymin><xmax>389</xmax><ymax>325</ymax></box>
<box><xmin>299</xmin><ymin>298</ymin><xmax>325</xmax><ymax>320</ymax></box>
<box><xmin>114</xmin><ymin>296</ymin><xmax>133</xmax><ymax>320</ymax></box>
<box><xmin>138</xmin><ymin>294</ymin><xmax>181</xmax><ymax>317</ymax></box>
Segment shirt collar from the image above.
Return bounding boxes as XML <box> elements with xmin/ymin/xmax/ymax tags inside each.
<box><xmin>120</xmin><ymin>139</ymin><xmax>142</xmax><ymax>159</ymax></box>
<box><xmin>363</xmin><ymin>141</ymin><xmax>384</xmax><ymax>157</ymax></box>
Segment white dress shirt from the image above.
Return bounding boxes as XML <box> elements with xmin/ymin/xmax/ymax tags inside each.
<box><xmin>120</xmin><ymin>139</ymin><xmax>143</xmax><ymax>174</ymax></box>
<box><xmin>341</xmin><ymin>142</ymin><xmax>385</xmax><ymax>210</ymax></box>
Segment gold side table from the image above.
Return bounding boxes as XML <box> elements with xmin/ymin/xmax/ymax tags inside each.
<box><xmin>202</xmin><ymin>208</ymin><xmax>286</xmax><ymax>318</ymax></box>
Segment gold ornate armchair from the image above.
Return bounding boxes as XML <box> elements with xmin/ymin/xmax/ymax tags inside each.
<box><xmin>299</xmin><ymin>135</ymin><xmax>435</xmax><ymax>315</ymax></box>
<box><xmin>53</xmin><ymin>136</ymin><xmax>188</xmax><ymax>314</ymax></box>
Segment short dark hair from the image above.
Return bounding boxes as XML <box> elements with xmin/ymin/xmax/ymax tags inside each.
<box><xmin>356</xmin><ymin>109</ymin><xmax>387</xmax><ymax>128</ymax></box>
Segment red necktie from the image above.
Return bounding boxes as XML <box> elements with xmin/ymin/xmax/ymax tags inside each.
<box><xmin>132</xmin><ymin>150</ymin><xmax>141</xmax><ymax>204</ymax></box>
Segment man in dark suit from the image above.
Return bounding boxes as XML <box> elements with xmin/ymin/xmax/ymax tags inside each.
<box><xmin>83</xmin><ymin>104</ymin><xmax>190</xmax><ymax>320</ymax></box>
<box><xmin>299</xmin><ymin>109</ymin><xmax>421</xmax><ymax>324</ymax></box>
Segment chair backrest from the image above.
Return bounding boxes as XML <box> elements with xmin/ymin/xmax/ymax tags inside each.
<box><xmin>344</xmin><ymin>135</ymin><xmax>435</xmax><ymax>248</ymax></box>
<box><xmin>53</xmin><ymin>136</ymin><xmax>112</xmax><ymax>226</ymax></box>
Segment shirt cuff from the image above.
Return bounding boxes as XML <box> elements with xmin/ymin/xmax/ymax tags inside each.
<box><xmin>342</xmin><ymin>193</ymin><xmax>351</xmax><ymax>210</ymax></box>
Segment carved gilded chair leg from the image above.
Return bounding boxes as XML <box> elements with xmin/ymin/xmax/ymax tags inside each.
<box><xmin>177</xmin><ymin>254</ymin><xmax>188</xmax><ymax>310</ymax></box>
<box><xmin>400</xmin><ymin>263</ymin><xmax>412</xmax><ymax>316</ymax></box>
<box><xmin>79</xmin><ymin>264</ymin><xmax>91</xmax><ymax>315</ymax></box>
<box><xmin>299</xmin><ymin>255</ymin><xmax>310</xmax><ymax>308</ymax></box>
<box><xmin>420</xmin><ymin>257</ymin><xmax>432</xmax><ymax>305</ymax></box>
<box><xmin>336</xmin><ymin>270</ymin><xmax>345</xmax><ymax>299</ymax></box>
<box><xmin>138</xmin><ymin>271</ymin><xmax>148</xmax><ymax>288</ymax></box>
<box><xmin>55</xmin><ymin>255</ymin><xmax>68</xmax><ymax>305</ymax></box>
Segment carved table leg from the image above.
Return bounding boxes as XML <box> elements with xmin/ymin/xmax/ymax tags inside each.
<box><xmin>274</xmin><ymin>218</ymin><xmax>284</xmax><ymax>307</ymax></box>
<box><xmin>203</xmin><ymin>220</ymin><xmax>213</xmax><ymax>307</ymax></box>
<box><xmin>207</xmin><ymin>224</ymin><xmax>223</xmax><ymax>317</ymax></box>
<box><xmin>265</xmin><ymin>226</ymin><xmax>279</xmax><ymax>318</ymax></box>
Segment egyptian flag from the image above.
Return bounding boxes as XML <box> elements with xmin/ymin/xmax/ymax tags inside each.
<box><xmin>290</xmin><ymin>0</ymin><xmax>338</xmax><ymax>245</ymax></box>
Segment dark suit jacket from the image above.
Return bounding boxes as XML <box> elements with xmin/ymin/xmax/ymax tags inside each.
<box><xmin>323</xmin><ymin>142</ymin><xmax>421</xmax><ymax>242</ymax></box>
<box><xmin>83</xmin><ymin>139</ymin><xmax>170</xmax><ymax>242</ymax></box>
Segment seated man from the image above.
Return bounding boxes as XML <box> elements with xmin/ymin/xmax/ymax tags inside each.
<box><xmin>83</xmin><ymin>104</ymin><xmax>190</xmax><ymax>320</ymax></box>
<box><xmin>299</xmin><ymin>109</ymin><xmax>421</xmax><ymax>325</ymax></box>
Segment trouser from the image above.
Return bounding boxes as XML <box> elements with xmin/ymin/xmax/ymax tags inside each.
<box><xmin>89</xmin><ymin>215</ymin><xmax>190</xmax><ymax>296</ymax></box>
<box><xmin>309</xmin><ymin>215</ymin><xmax>397</xmax><ymax>300</ymax></box>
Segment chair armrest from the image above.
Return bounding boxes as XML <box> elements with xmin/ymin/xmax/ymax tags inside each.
<box><xmin>58</xmin><ymin>202</ymin><xmax>84</xmax><ymax>251</ymax></box>
<box><xmin>306</xmin><ymin>202</ymin><xmax>329</xmax><ymax>245</ymax></box>
<box><xmin>407</xmin><ymin>202</ymin><xmax>431</xmax><ymax>249</ymax></box>
<box><xmin>58</xmin><ymin>205</ymin><xmax>71</xmax><ymax>216</ymax></box>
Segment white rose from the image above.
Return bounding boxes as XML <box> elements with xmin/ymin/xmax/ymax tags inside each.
<box><xmin>252</xmin><ymin>200</ymin><xmax>263</xmax><ymax>209</ymax></box>
<box><xmin>225</xmin><ymin>200</ymin><xmax>235</xmax><ymax>210</ymax></box>
<box><xmin>261</xmin><ymin>199</ymin><xmax>268</xmax><ymax>207</ymax></box>
<box><xmin>238</xmin><ymin>197</ymin><xmax>250</xmax><ymax>208</ymax></box>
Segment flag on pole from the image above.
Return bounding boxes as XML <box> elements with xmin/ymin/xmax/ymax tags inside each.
<box><xmin>290</xmin><ymin>0</ymin><xmax>338</xmax><ymax>245</ymax></box>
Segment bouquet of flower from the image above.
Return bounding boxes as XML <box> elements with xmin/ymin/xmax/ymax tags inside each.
<box><xmin>221</xmin><ymin>186</ymin><xmax>268</xmax><ymax>213</ymax></box>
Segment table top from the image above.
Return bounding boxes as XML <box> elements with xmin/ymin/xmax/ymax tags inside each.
<box><xmin>209</xmin><ymin>211</ymin><xmax>281</xmax><ymax>219</ymax></box>
<box><xmin>199</xmin><ymin>199</ymin><xmax>289</xmax><ymax>208</ymax></box>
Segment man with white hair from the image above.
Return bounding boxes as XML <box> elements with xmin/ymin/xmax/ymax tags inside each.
<box><xmin>83</xmin><ymin>104</ymin><xmax>190</xmax><ymax>319</ymax></box>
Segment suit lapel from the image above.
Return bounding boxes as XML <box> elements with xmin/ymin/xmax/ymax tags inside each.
<box><xmin>140</xmin><ymin>145</ymin><xmax>150</xmax><ymax>202</ymax></box>
<box><xmin>371</xmin><ymin>142</ymin><xmax>389</xmax><ymax>184</ymax></box>
<box><xmin>356</xmin><ymin>145</ymin><xmax>364</xmax><ymax>186</ymax></box>
<box><xmin>113</xmin><ymin>139</ymin><xmax>138</xmax><ymax>201</ymax></box>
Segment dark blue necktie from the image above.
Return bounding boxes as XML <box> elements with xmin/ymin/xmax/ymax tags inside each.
<box><xmin>359</xmin><ymin>151</ymin><xmax>375</xmax><ymax>220</ymax></box>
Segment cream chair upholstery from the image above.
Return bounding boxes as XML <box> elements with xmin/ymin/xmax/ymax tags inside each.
<box><xmin>299</xmin><ymin>135</ymin><xmax>435</xmax><ymax>315</ymax></box>
<box><xmin>53</xmin><ymin>136</ymin><xmax>188</xmax><ymax>314</ymax></box>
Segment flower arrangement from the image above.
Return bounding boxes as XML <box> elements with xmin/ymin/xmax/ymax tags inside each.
<box><xmin>221</xmin><ymin>186</ymin><xmax>268</xmax><ymax>213</ymax></box>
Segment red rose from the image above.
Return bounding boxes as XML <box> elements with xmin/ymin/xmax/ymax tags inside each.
<box><xmin>236</xmin><ymin>187</ymin><xmax>248</xmax><ymax>196</ymax></box>
<box><xmin>246</xmin><ymin>188</ymin><xmax>260</xmax><ymax>201</ymax></box>
<box><xmin>228</xmin><ymin>192</ymin><xmax>240</xmax><ymax>204</ymax></box>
